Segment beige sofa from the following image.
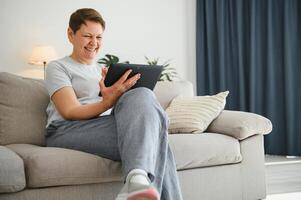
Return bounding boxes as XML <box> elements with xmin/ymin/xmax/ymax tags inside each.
<box><xmin>0</xmin><ymin>72</ymin><xmax>272</xmax><ymax>200</ymax></box>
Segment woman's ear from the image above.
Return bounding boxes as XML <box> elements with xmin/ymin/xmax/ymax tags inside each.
<box><xmin>67</xmin><ymin>27</ymin><xmax>74</xmax><ymax>43</ymax></box>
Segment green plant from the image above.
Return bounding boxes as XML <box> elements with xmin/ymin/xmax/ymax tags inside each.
<box><xmin>97</xmin><ymin>54</ymin><xmax>129</xmax><ymax>67</ymax></box>
<box><xmin>145</xmin><ymin>56</ymin><xmax>178</xmax><ymax>81</ymax></box>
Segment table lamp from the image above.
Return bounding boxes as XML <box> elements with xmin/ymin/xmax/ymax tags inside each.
<box><xmin>29</xmin><ymin>45</ymin><xmax>57</xmax><ymax>79</ymax></box>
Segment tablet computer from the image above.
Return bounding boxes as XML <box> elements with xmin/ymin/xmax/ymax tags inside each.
<box><xmin>100</xmin><ymin>63</ymin><xmax>163</xmax><ymax>96</ymax></box>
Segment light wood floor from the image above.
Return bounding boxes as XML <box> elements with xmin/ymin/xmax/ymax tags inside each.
<box><xmin>266</xmin><ymin>192</ymin><xmax>301</xmax><ymax>200</ymax></box>
<box><xmin>265</xmin><ymin>155</ymin><xmax>301</xmax><ymax>199</ymax></box>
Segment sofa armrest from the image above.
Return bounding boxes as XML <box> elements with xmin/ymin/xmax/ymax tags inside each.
<box><xmin>0</xmin><ymin>145</ymin><xmax>26</xmax><ymax>193</ymax></box>
<box><xmin>206</xmin><ymin>110</ymin><xmax>273</xmax><ymax>140</ymax></box>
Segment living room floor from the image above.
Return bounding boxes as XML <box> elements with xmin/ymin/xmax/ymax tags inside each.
<box><xmin>264</xmin><ymin>155</ymin><xmax>301</xmax><ymax>200</ymax></box>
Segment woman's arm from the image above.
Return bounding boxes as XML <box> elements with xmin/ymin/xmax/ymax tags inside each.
<box><xmin>51</xmin><ymin>69</ymin><xmax>140</xmax><ymax>120</ymax></box>
<box><xmin>51</xmin><ymin>87</ymin><xmax>110</xmax><ymax>120</ymax></box>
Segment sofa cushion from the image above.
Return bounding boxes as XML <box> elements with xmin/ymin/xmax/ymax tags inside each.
<box><xmin>168</xmin><ymin>133</ymin><xmax>242</xmax><ymax>170</ymax></box>
<box><xmin>6</xmin><ymin>133</ymin><xmax>242</xmax><ymax>188</ymax></box>
<box><xmin>0</xmin><ymin>146</ymin><xmax>26</xmax><ymax>193</ymax></box>
<box><xmin>0</xmin><ymin>72</ymin><xmax>49</xmax><ymax>146</ymax></box>
<box><xmin>153</xmin><ymin>80</ymin><xmax>194</xmax><ymax>110</ymax></box>
<box><xmin>5</xmin><ymin>133</ymin><xmax>241</xmax><ymax>189</ymax></box>
<box><xmin>6</xmin><ymin>144</ymin><xmax>123</xmax><ymax>188</ymax></box>
<box><xmin>166</xmin><ymin>91</ymin><xmax>229</xmax><ymax>134</ymax></box>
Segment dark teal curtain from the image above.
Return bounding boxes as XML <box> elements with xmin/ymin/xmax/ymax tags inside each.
<box><xmin>196</xmin><ymin>0</ymin><xmax>301</xmax><ymax>155</ymax></box>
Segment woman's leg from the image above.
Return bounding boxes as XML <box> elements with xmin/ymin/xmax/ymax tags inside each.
<box><xmin>160</xmin><ymin>146</ymin><xmax>183</xmax><ymax>200</ymax></box>
<box><xmin>46</xmin><ymin>115</ymin><xmax>121</xmax><ymax>161</ymax></box>
<box><xmin>113</xmin><ymin>87</ymin><xmax>182</xmax><ymax>199</ymax></box>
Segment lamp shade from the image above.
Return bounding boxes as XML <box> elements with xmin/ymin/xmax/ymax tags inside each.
<box><xmin>29</xmin><ymin>45</ymin><xmax>57</xmax><ymax>65</ymax></box>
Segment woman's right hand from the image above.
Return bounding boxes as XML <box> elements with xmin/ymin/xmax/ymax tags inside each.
<box><xmin>99</xmin><ymin>68</ymin><xmax>141</xmax><ymax>109</ymax></box>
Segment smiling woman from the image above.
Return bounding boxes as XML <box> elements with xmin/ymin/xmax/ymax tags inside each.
<box><xmin>44</xmin><ymin>8</ymin><xmax>183</xmax><ymax>200</ymax></box>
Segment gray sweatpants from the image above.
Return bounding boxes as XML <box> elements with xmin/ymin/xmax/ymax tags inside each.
<box><xmin>46</xmin><ymin>87</ymin><xmax>183</xmax><ymax>200</ymax></box>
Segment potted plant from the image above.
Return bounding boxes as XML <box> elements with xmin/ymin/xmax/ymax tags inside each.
<box><xmin>144</xmin><ymin>56</ymin><xmax>178</xmax><ymax>81</ymax></box>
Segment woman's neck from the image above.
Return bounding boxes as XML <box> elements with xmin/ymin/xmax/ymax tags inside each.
<box><xmin>70</xmin><ymin>53</ymin><xmax>93</xmax><ymax>65</ymax></box>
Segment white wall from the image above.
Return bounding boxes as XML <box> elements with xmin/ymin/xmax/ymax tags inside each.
<box><xmin>0</xmin><ymin>0</ymin><xmax>196</xmax><ymax>86</ymax></box>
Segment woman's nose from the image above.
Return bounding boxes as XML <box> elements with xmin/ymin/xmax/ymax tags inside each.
<box><xmin>90</xmin><ymin>37</ymin><xmax>98</xmax><ymax>45</ymax></box>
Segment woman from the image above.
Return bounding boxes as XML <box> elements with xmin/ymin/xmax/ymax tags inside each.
<box><xmin>45</xmin><ymin>8</ymin><xmax>183</xmax><ymax>200</ymax></box>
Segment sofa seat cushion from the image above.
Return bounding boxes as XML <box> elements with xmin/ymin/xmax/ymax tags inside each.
<box><xmin>6</xmin><ymin>144</ymin><xmax>122</xmax><ymax>188</ymax></box>
<box><xmin>0</xmin><ymin>146</ymin><xmax>26</xmax><ymax>193</ymax></box>
<box><xmin>168</xmin><ymin>133</ymin><xmax>242</xmax><ymax>170</ymax></box>
<box><xmin>6</xmin><ymin>133</ymin><xmax>242</xmax><ymax>188</ymax></box>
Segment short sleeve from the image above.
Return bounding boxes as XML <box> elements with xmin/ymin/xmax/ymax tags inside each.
<box><xmin>45</xmin><ymin>61</ymin><xmax>72</xmax><ymax>98</ymax></box>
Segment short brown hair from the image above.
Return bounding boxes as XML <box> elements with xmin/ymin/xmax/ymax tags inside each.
<box><xmin>69</xmin><ymin>8</ymin><xmax>105</xmax><ymax>33</ymax></box>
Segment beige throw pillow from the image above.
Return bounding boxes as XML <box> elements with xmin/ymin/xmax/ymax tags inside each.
<box><xmin>166</xmin><ymin>91</ymin><xmax>229</xmax><ymax>134</ymax></box>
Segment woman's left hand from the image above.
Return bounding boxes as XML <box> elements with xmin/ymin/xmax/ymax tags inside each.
<box><xmin>98</xmin><ymin>68</ymin><xmax>140</xmax><ymax>108</ymax></box>
<box><xmin>98</xmin><ymin>66</ymin><xmax>108</xmax><ymax>97</ymax></box>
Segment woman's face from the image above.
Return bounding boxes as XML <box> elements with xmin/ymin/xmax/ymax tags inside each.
<box><xmin>68</xmin><ymin>20</ymin><xmax>104</xmax><ymax>65</ymax></box>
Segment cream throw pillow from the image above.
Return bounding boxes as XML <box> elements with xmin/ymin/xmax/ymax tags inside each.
<box><xmin>166</xmin><ymin>91</ymin><xmax>229</xmax><ymax>134</ymax></box>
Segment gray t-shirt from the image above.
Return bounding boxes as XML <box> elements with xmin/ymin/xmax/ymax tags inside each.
<box><xmin>45</xmin><ymin>56</ymin><xmax>111</xmax><ymax>127</ymax></box>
